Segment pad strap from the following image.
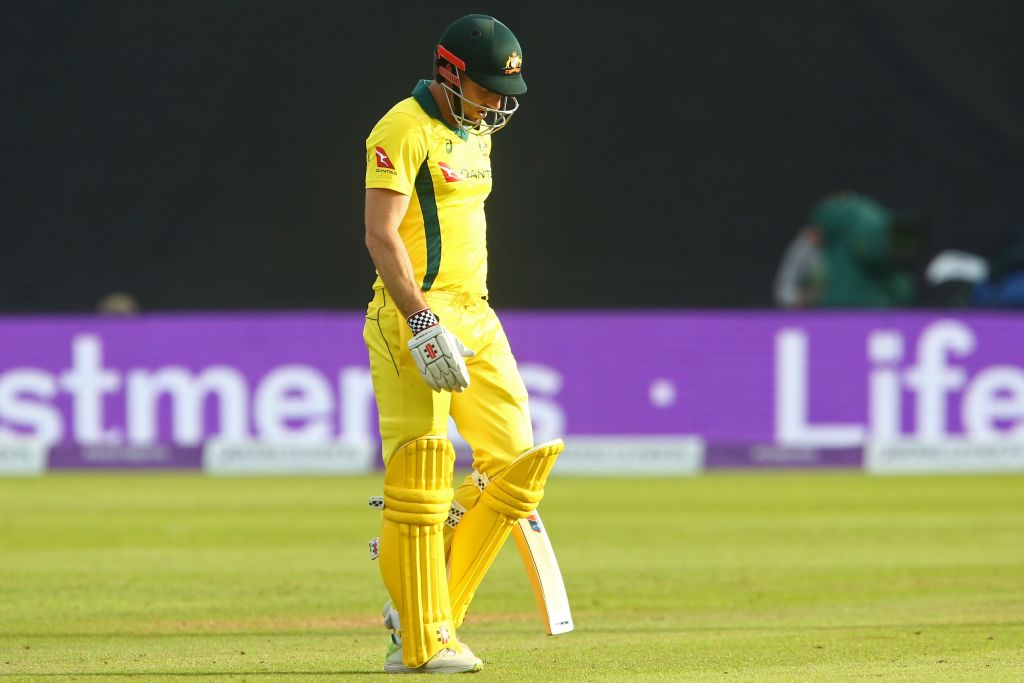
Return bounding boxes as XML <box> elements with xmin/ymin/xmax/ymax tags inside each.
<box><xmin>446</xmin><ymin>499</ymin><xmax>468</xmax><ymax>528</ymax></box>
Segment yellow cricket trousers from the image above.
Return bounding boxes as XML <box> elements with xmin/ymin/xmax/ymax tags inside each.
<box><xmin>363</xmin><ymin>288</ymin><xmax>535</xmax><ymax>518</ymax></box>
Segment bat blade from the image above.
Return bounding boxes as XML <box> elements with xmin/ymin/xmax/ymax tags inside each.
<box><xmin>514</xmin><ymin>511</ymin><xmax>573</xmax><ymax>635</ymax></box>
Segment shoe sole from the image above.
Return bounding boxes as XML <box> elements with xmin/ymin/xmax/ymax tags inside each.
<box><xmin>384</xmin><ymin>661</ymin><xmax>482</xmax><ymax>674</ymax></box>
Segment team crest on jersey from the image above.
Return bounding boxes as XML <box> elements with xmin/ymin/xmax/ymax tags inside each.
<box><xmin>437</xmin><ymin>162</ymin><xmax>462</xmax><ymax>182</ymax></box>
<box><xmin>374</xmin><ymin>146</ymin><xmax>395</xmax><ymax>169</ymax></box>
<box><xmin>503</xmin><ymin>52</ymin><xmax>522</xmax><ymax>74</ymax></box>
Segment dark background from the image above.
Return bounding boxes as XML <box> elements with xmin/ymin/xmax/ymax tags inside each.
<box><xmin>4</xmin><ymin>0</ymin><xmax>1023</xmax><ymax>311</ymax></box>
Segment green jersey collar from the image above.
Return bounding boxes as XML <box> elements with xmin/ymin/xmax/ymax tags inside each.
<box><xmin>412</xmin><ymin>79</ymin><xmax>468</xmax><ymax>141</ymax></box>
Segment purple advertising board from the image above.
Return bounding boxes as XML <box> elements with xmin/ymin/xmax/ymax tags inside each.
<box><xmin>0</xmin><ymin>311</ymin><xmax>1022</xmax><ymax>471</ymax></box>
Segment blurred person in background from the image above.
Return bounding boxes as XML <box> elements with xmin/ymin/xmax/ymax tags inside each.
<box><xmin>920</xmin><ymin>249</ymin><xmax>990</xmax><ymax>307</ymax></box>
<box><xmin>96</xmin><ymin>291</ymin><xmax>140</xmax><ymax>315</ymax></box>
<box><xmin>807</xmin><ymin>192</ymin><xmax>925</xmax><ymax>308</ymax></box>
<box><xmin>773</xmin><ymin>225</ymin><xmax>826</xmax><ymax>308</ymax></box>
<box><xmin>969</xmin><ymin>212</ymin><xmax>1024</xmax><ymax>308</ymax></box>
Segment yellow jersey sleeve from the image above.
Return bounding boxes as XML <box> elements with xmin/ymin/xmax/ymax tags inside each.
<box><xmin>365</xmin><ymin>111</ymin><xmax>427</xmax><ymax>195</ymax></box>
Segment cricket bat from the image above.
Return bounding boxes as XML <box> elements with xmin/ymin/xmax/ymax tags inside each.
<box><xmin>514</xmin><ymin>510</ymin><xmax>574</xmax><ymax>635</ymax></box>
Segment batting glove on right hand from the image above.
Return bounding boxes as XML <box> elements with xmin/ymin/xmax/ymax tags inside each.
<box><xmin>406</xmin><ymin>309</ymin><xmax>475</xmax><ymax>392</ymax></box>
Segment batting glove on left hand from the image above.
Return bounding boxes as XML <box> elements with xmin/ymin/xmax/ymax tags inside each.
<box><xmin>406</xmin><ymin>309</ymin><xmax>475</xmax><ymax>392</ymax></box>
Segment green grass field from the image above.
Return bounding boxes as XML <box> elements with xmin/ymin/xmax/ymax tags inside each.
<box><xmin>1</xmin><ymin>472</ymin><xmax>1022</xmax><ymax>681</ymax></box>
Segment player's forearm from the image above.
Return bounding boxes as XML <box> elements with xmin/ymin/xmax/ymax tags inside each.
<box><xmin>365</xmin><ymin>231</ymin><xmax>428</xmax><ymax>318</ymax></box>
<box><xmin>365</xmin><ymin>188</ymin><xmax>428</xmax><ymax>319</ymax></box>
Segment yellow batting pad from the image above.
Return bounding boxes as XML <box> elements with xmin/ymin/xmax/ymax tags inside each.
<box><xmin>380</xmin><ymin>437</ymin><xmax>458</xmax><ymax>668</ymax></box>
<box><xmin>447</xmin><ymin>439</ymin><xmax>564</xmax><ymax>627</ymax></box>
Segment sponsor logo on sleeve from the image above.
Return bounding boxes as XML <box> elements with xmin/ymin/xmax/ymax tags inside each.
<box><xmin>375</xmin><ymin>146</ymin><xmax>396</xmax><ymax>169</ymax></box>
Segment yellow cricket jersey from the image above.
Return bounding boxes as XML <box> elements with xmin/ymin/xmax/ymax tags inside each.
<box><xmin>365</xmin><ymin>80</ymin><xmax>494</xmax><ymax>295</ymax></box>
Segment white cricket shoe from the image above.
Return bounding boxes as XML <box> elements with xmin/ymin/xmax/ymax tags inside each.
<box><xmin>382</xmin><ymin>601</ymin><xmax>482</xmax><ymax>674</ymax></box>
<box><xmin>384</xmin><ymin>635</ymin><xmax>482</xmax><ymax>674</ymax></box>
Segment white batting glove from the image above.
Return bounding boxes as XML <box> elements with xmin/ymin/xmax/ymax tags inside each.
<box><xmin>406</xmin><ymin>309</ymin><xmax>475</xmax><ymax>392</ymax></box>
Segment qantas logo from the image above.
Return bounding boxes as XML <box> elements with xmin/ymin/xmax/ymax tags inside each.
<box><xmin>375</xmin><ymin>146</ymin><xmax>395</xmax><ymax>169</ymax></box>
<box><xmin>436</xmin><ymin>163</ymin><xmax>491</xmax><ymax>182</ymax></box>
<box><xmin>437</xmin><ymin>162</ymin><xmax>461</xmax><ymax>182</ymax></box>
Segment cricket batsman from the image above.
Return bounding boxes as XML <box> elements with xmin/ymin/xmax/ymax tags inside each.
<box><xmin>362</xmin><ymin>14</ymin><xmax>563</xmax><ymax>674</ymax></box>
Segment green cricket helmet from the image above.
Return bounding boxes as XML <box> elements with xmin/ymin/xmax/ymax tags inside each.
<box><xmin>435</xmin><ymin>14</ymin><xmax>525</xmax><ymax>134</ymax></box>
